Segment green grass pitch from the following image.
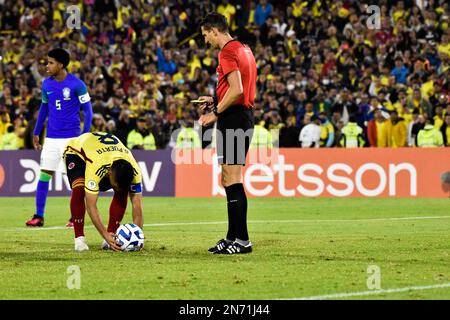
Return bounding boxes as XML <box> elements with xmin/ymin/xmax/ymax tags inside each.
<box><xmin>0</xmin><ymin>197</ymin><xmax>449</xmax><ymax>300</ymax></box>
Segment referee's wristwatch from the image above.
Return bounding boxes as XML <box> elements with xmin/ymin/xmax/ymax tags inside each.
<box><xmin>211</xmin><ymin>106</ymin><xmax>220</xmax><ymax>117</ymax></box>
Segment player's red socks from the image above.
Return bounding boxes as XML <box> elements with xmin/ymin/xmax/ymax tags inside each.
<box><xmin>70</xmin><ymin>179</ymin><xmax>86</xmax><ymax>238</ymax></box>
<box><xmin>107</xmin><ymin>190</ymin><xmax>128</xmax><ymax>233</ymax></box>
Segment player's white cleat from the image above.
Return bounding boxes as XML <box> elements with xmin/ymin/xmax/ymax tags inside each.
<box><xmin>74</xmin><ymin>236</ymin><xmax>89</xmax><ymax>252</ymax></box>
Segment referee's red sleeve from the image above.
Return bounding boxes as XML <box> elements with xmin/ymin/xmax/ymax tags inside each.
<box><xmin>220</xmin><ymin>49</ymin><xmax>239</xmax><ymax>76</ymax></box>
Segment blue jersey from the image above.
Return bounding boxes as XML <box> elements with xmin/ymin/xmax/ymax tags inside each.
<box><xmin>40</xmin><ymin>73</ymin><xmax>91</xmax><ymax>138</ymax></box>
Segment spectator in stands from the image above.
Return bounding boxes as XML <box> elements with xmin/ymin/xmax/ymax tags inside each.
<box><xmin>417</xmin><ymin>118</ymin><xmax>444</xmax><ymax>147</ymax></box>
<box><xmin>14</xmin><ymin>115</ymin><xmax>27</xmax><ymax>149</ymax></box>
<box><xmin>441</xmin><ymin>114</ymin><xmax>450</xmax><ymax>146</ymax></box>
<box><xmin>383</xmin><ymin>110</ymin><xmax>408</xmax><ymax>148</ymax></box>
<box><xmin>105</xmin><ymin>119</ymin><xmax>117</xmax><ymax>136</ymax></box>
<box><xmin>297</xmin><ymin>101</ymin><xmax>316</xmax><ymax>127</ymax></box>
<box><xmin>143</xmin><ymin>115</ymin><xmax>157</xmax><ymax>150</ymax></box>
<box><xmin>367</xmin><ymin>109</ymin><xmax>387</xmax><ymax>147</ymax></box>
<box><xmin>299</xmin><ymin>114</ymin><xmax>321</xmax><ymax>148</ymax></box>
<box><xmin>407</xmin><ymin>88</ymin><xmax>433</xmax><ymax>119</ymax></box>
<box><xmin>0</xmin><ymin>108</ymin><xmax>11</xmax><ymax>138</ymax></box>
<box><xmin>0</xmin><ymin>124</ymin><xmax>18</xmax><ymax>150</ymax></box>
<box><xmin>279</xmin><ymin>116</ymin><xmax>300</xmax><ymax>148</ymax></box>
<box><xmin>115</xmin><ymin>109</ymin><xmax>134</xmax><ymax>146</ymax></box>
<box><xmin>176</xmin><ymin>116</ymin><xmax>201</xmax><ymax>149</ymax></box>
<box><xmin>331</xmin><ymin>88</ymin><xmax>358</xmax><ymax>124</ymax></box>
<box><xmin>407</xmin><ymin>109</ymin><xmax>420</xmax><ymax>147</ymax></box>
<box><xmin>411</xmin><ymin>113</ymin><xmax>427</xmax><ymax>147</ymax></box>
<box><xmin>396</xmin><ymin>92</ymin><xmax>413</xmax><ymax>126</ymax></box>
<box><xmin>340</xmin><ymin>116</ymin><xmax>365</xmax><ymax>148</ymax></box>
<box><xmin>217</xmin><ymin>0</ymin><xmax>237</xmax><ymax>26</ymax></box>
<box><xmin>266</xmin><ymin>110</ymin><xmax>284</xmax><ymax>147</ymax></box>
<box><xmin>318</xmin><ymin>111</ymin><xmax>335</xmax><ymax>148</ymax></box>
<box><xmin>156</xmin><ymin>45</ymin><xmax>177</xmax><ymax>76</ymax></box>
<box><xmin>250</xmin><ymin>116</ymin><xmax>273</xmax><ymax>149</ymax></box>
<box><xmin>334</xmin><ymin>119</ymin><xmax>346</xmax><ymax>147</ymax></box>
<box><xmin>391</xmin><ymin>57</ymin><xmax>409</xmax><ymax>85</ymax></box>
<box><xmin>433</xmin><ymin>105</ymin><xmax>445</xmax><ymax>130</ymax></box>
<box><xmin>91</xmin><ymin>113</ymin><xmax>107</xmax><ymax>132</ymax></box>
<box><xmin>127</xmin><ymin>116</ymin><xmax>148</xmax><ymax>150</ymax></box>
<box><xmin>1</xmin><ymin>0</ymin><xmax>449</xmax><ymax>150</ymax></box>
<box><xmin>254</xmin><ymin>0</ymin><xmax>273</xmax><ymax>27</ymax></box>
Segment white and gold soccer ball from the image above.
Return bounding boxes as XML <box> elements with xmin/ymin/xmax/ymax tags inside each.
<box><xmin>115</xmin><ymin>223</ymin><xmax>145</xmax><ymax>252</ymax></box>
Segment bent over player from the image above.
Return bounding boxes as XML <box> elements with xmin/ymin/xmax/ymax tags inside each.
<box><xmin>63</xmin><ymin>132</ymin><xmax>144</xmax><ymax>251</ymax></box>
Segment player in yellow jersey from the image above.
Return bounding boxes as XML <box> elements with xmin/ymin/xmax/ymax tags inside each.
<box><xmin>63</xmin><ymin>132</ymin><xmax>143</xmax><ymax>251</ymax></box>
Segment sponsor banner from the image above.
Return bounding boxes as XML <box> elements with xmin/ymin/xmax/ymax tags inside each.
<box><xmin>0</xmin><ymin>150</ymin><xmax>174</xmax><ymax>197</ymax></box>
<box><xmin>175</xmin><ymin>148</ymin><xmax>450</xmax><ymax>198</ymax></box>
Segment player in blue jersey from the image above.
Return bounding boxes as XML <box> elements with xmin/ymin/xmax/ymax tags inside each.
<box><xmin>25</xmin><ymin>48</ymin><xmax>93</xmax><ymax>227</ymax></box>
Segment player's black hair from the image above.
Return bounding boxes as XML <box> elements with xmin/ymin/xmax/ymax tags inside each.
<box><xmin>48</xmin><ymin>48</ymin><xmax>70</xmax><ymax>68</ymax></box>
<box><xmin>199</xmin><ymin>12</ymin><xmax>229</xmax><ymax>33</ymax></box>
<box><xmin>111</xmin><ymin>159</ymin><xmax>134</xmax><ymax>191</ymax></box>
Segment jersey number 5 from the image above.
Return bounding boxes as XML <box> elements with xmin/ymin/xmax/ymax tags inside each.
<box><xmin>93</xmin><ymin>132</ymin><xmax>119</xmax><ymax>145</ymax></box>
<box><xmin>56</xmin><ymin>100</ymin><xmax>61</xmax><ymax>110</ymax></box>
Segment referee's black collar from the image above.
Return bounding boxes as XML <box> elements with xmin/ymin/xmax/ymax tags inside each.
<box><xmin>221</xmin><ymin>38</ymin><xmax>240</xmax><ymax>51</ymax></box>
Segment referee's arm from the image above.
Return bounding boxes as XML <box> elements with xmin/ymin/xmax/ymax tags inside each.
<box><xmin>216</xmin><ymin>70</ymin><xmax>244</xmax><ymax>114</ymax></box>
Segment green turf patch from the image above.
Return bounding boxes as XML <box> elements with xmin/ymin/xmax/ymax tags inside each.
<box><xmin>0</xmin><ymin>197</ymin><xmax>449</xmax><ymax>299</ymax></box>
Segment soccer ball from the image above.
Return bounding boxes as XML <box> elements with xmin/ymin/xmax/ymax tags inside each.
<box><xmin>115</xmin><ymin>224</ymin><xmax>145</xmax><ymax>252</ymax></box>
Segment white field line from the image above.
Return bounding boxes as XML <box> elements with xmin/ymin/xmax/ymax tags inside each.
<box><xmin>2</xmin><ymin>215</ymin><xmax>450</xmax><ymax>232</ymax></box>
<box><xmin>288</xmin><ymin>282</ymin><xmax>450</xmax><ymax>300</ymax></box>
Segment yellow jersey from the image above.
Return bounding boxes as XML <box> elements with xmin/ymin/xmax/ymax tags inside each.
<box><xmin>63</xmin><ymin>132</ymin><xmax>142</xmax><ymax>194</ymax></box>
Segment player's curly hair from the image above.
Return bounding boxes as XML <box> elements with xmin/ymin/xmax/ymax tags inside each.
<box><xmin>199</xmin><ymin>12</ymin><xmax>229</xmax><ymax>33</ymax></box>
<box><xmin>48</xmin><ymin>48</ymin><xmax>70</xmax><ymax>68</ymax></box>
<box><xmin>111</xmin><ymin>159</ymin><xmax>134</xmax><ymax>191</ymax></box>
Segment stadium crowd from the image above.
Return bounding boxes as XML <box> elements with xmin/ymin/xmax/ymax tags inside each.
<box><xmin>0</xmin><ymin>0</ymin><xmax>450</xmax><ymax>150</ymax></box>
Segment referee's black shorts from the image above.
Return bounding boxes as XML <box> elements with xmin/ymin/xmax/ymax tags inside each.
<box><xmin>216</xmin><ymin>105</ymin><xmax>254</xmax><ymax>165</ymax></box>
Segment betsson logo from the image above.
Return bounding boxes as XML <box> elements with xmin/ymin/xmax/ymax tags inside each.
<box><xmin>212</xmin><ymin>155</ymin><xmax>417</xmax><ymax>197</ymax></box>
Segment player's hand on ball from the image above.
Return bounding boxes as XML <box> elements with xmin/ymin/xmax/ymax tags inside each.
<box><xmin>33</xmin><ymin>135</ymin><xmax>42</xmax><ymax>151</ymax></box>
<box><xmin>104</xmin><ymin>233</ymin><xmax>122</xmax><ymax>252</ymax></box>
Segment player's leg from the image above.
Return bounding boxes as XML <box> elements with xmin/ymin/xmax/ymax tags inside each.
<box><xmin>57</xmin><ymin>137</ymin><xmax>79</xmax><ymax>228</ymax></box>
<box><xmin>217</xmin><ymin>107</ymin><xmax>253</xmax><ymax>254</ymax></box>
<box><xmin>210</xmin><ymin>106</ymin><xmax>254</xmax><ymax>254</ymax></box>
<box><xmin>207</xmin><ymin>164</ymin><xmax>238</xmax><ymax>252</ymax></box>
<box><xmin>207</xmin><ymin>113</ymin><xmax>234</xmax><ymax>252</ymax></box>
<box><xmin>218</xmin><ymin>164</ymin><xmax>252</xmax><ymax>255</ymax></box>
<box><xmin>36</xmin><ymin>169</ymin><xmax>54</xmax><ymax>215</ymax></box>
<box><xmin>107</xmin><ymin>190</ymin><xmax>128</xmax><ymax>234</ymax></box>
<box><xmin>66</xmin><ymin>154</ymin><xmax>88</xmax><ymax>251</ymax></box>
<box><xmin>101</xmin><ymin>189</ymin><xmax>128</xmax><ymax>250</ymax></box>
<box><xmin>26</xmin><ymin>138</ymin><xmax>59</xmax><ymax>226</ymax></box>
<box><xmin>24</xmin><ymin>170</ymin><xmax>53</xmax><ymax>227</ymax></box>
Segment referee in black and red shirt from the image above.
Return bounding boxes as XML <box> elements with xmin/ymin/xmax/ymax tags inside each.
<box><xmin>198</xmin><ymin>12</ymin><xmax>257</xmax><ymax>255</ymax></box>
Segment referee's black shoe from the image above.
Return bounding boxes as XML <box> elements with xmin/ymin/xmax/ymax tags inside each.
<box><xmin>215</xmin><ymin>241</ymin><xmax>253</xmax><ymax>254</ymax></box>
<box><xmin>208</xmin><ymin>239</ymin><xmax>230</xmax><ymax>253</ymax></box>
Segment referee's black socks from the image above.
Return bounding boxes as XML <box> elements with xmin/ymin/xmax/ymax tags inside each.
<box><xmin>225</xmin><ymin>183</ymin><xmax>249</xmax><ymax>243</ymax></box>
